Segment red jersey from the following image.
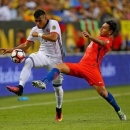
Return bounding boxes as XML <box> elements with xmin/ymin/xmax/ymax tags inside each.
<box><xmin>80</xmin><ymin>36</ymin><xmax>113</xmax><ymax>66</ymax></box>
<box><xmin>112</xmin><ymin>34</ymin><xmax>123</xmax><ymax>50</ymax></box>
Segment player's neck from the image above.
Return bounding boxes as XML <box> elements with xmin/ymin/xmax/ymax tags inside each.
<box><xmin>100</xmin><ymin>35</ymin><xmax>111</xmax><ymax>38</ymax></box>
<box><xmin>42</xmin><ymin>19</ymin><xmax>49</xmax><ymax>29</ymax></box>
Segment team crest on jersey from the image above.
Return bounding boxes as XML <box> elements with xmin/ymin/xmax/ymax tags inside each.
<box><xmin>52</xmin><ymin>25</ymin><xmax>56</xmax><ymax>30</ymax></box>
<box><xmin>46</xmin><ymin>29</ymin><xmax>50</xmax><ymax>32</ymax></box>
<box><xmin>105</xmin><ymin>40</ymin><xmax>109</xmax><ymax>43</ymax></box>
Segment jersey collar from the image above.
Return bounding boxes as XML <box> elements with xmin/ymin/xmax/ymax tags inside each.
<box><xmin>42</xmin><ymin>20</ymin><xmax>49</xmax><ymax>29</ymax></box>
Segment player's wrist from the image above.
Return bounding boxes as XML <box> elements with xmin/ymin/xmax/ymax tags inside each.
<box><xmin>88</xmin><ymin>35</ymin><xmax>91</xmax><ymax>39</ymax></box>
<box><xmin>38</xmin><ymin>33</ymin><xmax>43</xmax><ymax>38</ymax></box>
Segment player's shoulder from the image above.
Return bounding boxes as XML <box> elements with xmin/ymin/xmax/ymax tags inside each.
<box><xmin>31</xmin><ymin>26</ymin><xmax>42</xmax><ymax>33</ymax></box>
<box><xmin>31</xmin><ymin>26</ymin><xmax>38</xmax><ymax>31</ymax></box>
<box><xmin>49</xmin><ymin>19</ymin><xmax>59</xmax><ymax>24</ymax></box>
<box><xmin>99</xmin><ymin>36</ymin><xmax>112</xmax><ymax>42</ymax></box>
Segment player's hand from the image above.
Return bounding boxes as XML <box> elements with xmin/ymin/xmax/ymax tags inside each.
<box><xmin>32</xmin><ymin>32</ymin><xmax>38</xmax><ymax>37</ymax></box>
<box><xmin>82</xmin><ymin>31</ymin><xmax>90</xmax><ymax>38</ymax></box>
<box><xmin>0</xmin><ymin>48</ymin><xmax>13</xmax><ymax>55</ymax></box>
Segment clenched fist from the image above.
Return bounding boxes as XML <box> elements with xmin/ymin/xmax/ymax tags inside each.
<box><xmin>82</xmin><ymin>31</ymin><xmax>90</xmax><ymax>38</ymax></box>
<box><xmin>32</xmin><ymin>32</ymin><xmax>39</xmax><ymax>37</ymax></box>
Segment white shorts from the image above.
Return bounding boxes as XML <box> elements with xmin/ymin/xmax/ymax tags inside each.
<box><xmin>29</xmin><ymin>52</ymin><xmax>63</xmax><ymax>85</ymax></box>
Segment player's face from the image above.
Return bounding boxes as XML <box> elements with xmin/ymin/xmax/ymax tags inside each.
<box><xmin>100</xmin><ymin>23</ymin><xmax>112</xmax><ymax>36</ymax></box>
<box><xmin>34</xmin><ymin>15</ymin><xmax>47</xmax><ymax>29</ymax></box>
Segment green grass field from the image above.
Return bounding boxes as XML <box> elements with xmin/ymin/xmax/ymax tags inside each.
<box><xmin>0</xmin><ymin>86</ymin><xmax>130</xmax><ymax>130</ymax></box>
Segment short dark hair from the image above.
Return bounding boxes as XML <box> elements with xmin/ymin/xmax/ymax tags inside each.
<box><xmin>34</xmin><ymin>9</ymin><xmax>45</xmax><ymax>18</ymax></box>
<box><xmin>106</xmin><ymin>20</ymin><xmax>117</xmax><ymax>35</ymax></box>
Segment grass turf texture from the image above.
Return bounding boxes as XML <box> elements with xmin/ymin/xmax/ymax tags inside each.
<box><xmin>0</xmin><ymin>86</ymin><xmax>130</xmax><ymax>130</ymax></box>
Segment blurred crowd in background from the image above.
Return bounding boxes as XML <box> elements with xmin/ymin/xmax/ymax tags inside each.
<box><xmin>0</xmin><ymin>0</ymin><xmax>130</xmax><ymax>52</ymax></box>
<box><xmin>0</xmin><ymin>0</ymin><xmax>130</xmax><ymax>22</ymax></box>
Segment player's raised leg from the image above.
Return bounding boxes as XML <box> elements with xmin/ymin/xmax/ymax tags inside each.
<box><xmin>93</xmin><ymin>85</ymin><xmax>126</xmax><ymax>121</ymax></box>
<box><xmin>32</xmin><ymin>63</ymin><xmax>69</xmax><ymax>88</ymax></box>
<box><xmin>32</xmin><ymin>63</ymin><xmax>66</xmax><ymax>121</ymax></box>
<box><xmin>32</xmin><ymin>68</ymin><xmax>63</xmax><ymax>121</ymax></box>
<box><xmin>6</xmin><ymin>58</ymin><xmax>33</xmax><ymax>96</ymax></box>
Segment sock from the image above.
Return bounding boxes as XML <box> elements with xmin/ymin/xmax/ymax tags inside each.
<box><xmin>104</xmin><ymin>92</ymin><xmax>120</xmax><ymax>112</ymax></box>
<box><xmin>18</xmin><ymin>85</ymin><xmax>23</xmax><ymax>93</ymax></box>
<box><xmin>53</xmin><ymin>86</ymin><xmax>63</xmax><ymax>108</ymax></box>
<box><xmin>42</xmin><ymin>68</ymin><xmax>60</xmax><ymax>84</ymax></box>
<box><xmin>18</xmin><ymin>85</ymin><xmax>23</xmax><ymax>89</ymax></box>
<box><xmin>19</xmin><ymin>58</ymin><xmax>33</xmax><ymax>87</ymax></box>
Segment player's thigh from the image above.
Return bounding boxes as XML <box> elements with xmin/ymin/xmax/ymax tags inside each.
<box><xmin>82</xmin><ymin>66</ymin><xmax>105</xmax><ymax>86</ymax></box>
<box><xmin>81</xmin><ymin>65</ymin><xmax>107</xmax><ymax>96</ymax></box>
<box><xmin>65</xmin><ymin>63</ymin><xmax>83</xmax><ymax>78</ymax></box>
<box><xmin>52</xmin><ymin>62</ymin><xmax>82</xmax><ymax>85</ymax></box>
<box><xmin>47</xmin><ymin>58</ymin><xmax>63</xmax><ymax>70</ymax></box>
<box><xmin>29</xmin><ymin>52</ymin><xmax>49</xmax><ymax>68</ymax></box>
<box><xmin>93</xmin><ymin>85</ymin><xmax>108</xmax><ymax>97</ymax></box>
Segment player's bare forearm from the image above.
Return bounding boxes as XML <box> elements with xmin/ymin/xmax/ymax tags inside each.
<box><xmin>89</xmin><ymin>36</ymin><xmax>106</xmax><ymax>46</ymax></box>
<box><xmin>14</xmin><ymin>43</ymin><xmax>28</xmax><ymax>51</ymax></box>
<box><xmin>32</xmin><ymin>32</ymin><xmax>58</xmax><ymax>42</ymax></box>
<box><xmin>82</xmin><ymin>31</ymin><xmax>106</xmax><ymax>46</ymax></box>
<box><xmin>0</xmin><ymin>41</ymin><xmax>33</xmax><ymax>55</ymax></box>
<box><xmin>14</xmin><ymin>41</ymin><xmax>33</xmax><ymax>51</ymax></box>
<box><xmin>0</xmin><ymin>48</ymin><xmax>13</xmax><ymax>54</ymax></box>
<box><xmin>42</xmin><ymin>33</ymin><xmax>58</xmax><ymax>42</ymax></box>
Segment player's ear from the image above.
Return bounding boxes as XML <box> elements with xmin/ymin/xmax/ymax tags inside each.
<box><xmin>45</xmin><ymin>15</ymin><xmax>47</xmax><ymax>20</ymax></box>
<box><xmin>109</xmin><ymin>30</ymin><xmax>112</xmax><ymax>35</ymax></box>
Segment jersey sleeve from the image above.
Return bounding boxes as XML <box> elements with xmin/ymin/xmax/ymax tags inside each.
<box><xmin>27</xmin><ymin>27</ymin><xmax>38</xmax><ymax>42</ymax></box>
<box><xmin>103</xmin><ymin>37</ymin><xmax>112</xmax><ymax>51</ymax></box>
<box><xmin>50</xmin><ymin>20</ymin><xmax>60</xmax><ymax>35</ymax></box>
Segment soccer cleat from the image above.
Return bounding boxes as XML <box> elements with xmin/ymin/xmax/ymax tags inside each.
<box><xmin>55</xmin><ymin>107</ymin><xmax>63</xmax><ymax>122</ymax></box>
<box><xmin>117</xmin><ymin>110</ymin><xmax>126</xmax><ymax>121</ymax></box>
<box><xmin>6</xmin><ymin>85</ymin><xmax>23</xmax><ymax>96</ymax></box>
<box><xmin>32</xmin><ymin>80</ymin><xmax>46</xmax><ymax>90</ymax></box>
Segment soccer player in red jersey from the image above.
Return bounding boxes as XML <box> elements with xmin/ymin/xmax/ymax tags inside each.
<box><xmin>32</xmin><ymin>20</ymin><xmax>126</xmax><ymax>121</ymax></box>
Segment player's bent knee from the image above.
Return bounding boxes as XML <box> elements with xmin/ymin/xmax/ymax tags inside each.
<box><xmin>24</xmin><ymin>58</ymin><xmax>33</xmax><ymax>67</ymax></box>
<box><xmin>94</xmin><ymin>85</ymin><xmax>108</xmax><ymax>98</ymax></box>
<box><xmin>55</xmin><ymin>63</ymin><xmax>63</xmax><ymax>69</ymax></box>
<box><xmin>98</xmin><ymin>90</ymin><xmax>108</xmax><ymax>98</ymax></box>
<box><xmin>25</xmin><ymin>58</ymin><xmax>31</xmax><ymax>64</ymax></box>
<box><xmin>55</xmin><ymin>63</ymin><xmax>70</xmax><ymax>74</ymax></box>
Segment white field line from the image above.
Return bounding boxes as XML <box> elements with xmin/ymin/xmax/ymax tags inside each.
<box><xmin>0</xmin><ymin>92</ymin><xmax>130</xmax><ymax>110</ymax></box>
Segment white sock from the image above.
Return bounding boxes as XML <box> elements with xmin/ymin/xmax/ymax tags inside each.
<box><xmin>53</xmin><ymin>86</ymin><xmax>63</xmax><ymax>108</ymax></box>
<box><xmin>19</xmin><ymin>58</ymin><xmax>33</xmax><ymax>87</ymax></box>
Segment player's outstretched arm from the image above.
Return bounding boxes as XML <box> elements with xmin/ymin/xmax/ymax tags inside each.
<box><xmin>82</xmin><ymin>31</ymin><xmax>106</xmax><ymax>46</ymax></box>
<box><xmin>13</xmin><ymin>41</ymin><xmax>34</xmax><ymax>52</ymax></box>
<box><xmin>0</xmin><ymin>41</ymin><xmax>33</xmax><ymax>55</ymax></box>
<box><xmin>0</xmin><ymin>48</ymin><xmax>13</xmax><ymax>55</ymax></box>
